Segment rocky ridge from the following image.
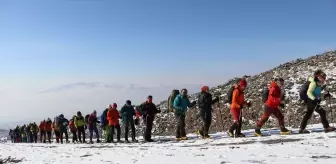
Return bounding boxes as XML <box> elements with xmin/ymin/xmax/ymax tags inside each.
<box><xmin>149</xmin><ymin>50</ymin><xmax>336</xmax><ymax>136</ymax></box>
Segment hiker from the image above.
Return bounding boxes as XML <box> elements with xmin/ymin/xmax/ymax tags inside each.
<box><xmin>69</xmin><ymin>116</ymin><xmax>78</xmax><ymax>143</ymax></box>
<box><xmin>173</xmin><ymin>89</ymin><xmax>197</xmax><ymax>140</ymax></box>
<box><xmin>25</xmin><ymin>124</ymin><xmax>32</xmax><ymax>143</ymax></box>
<box><xmin>45</xmin><ymin>118</ymin><xmax>53</xmax><ymax>143</ymax></box>
<box><xmin>39</xmin><ymin>120</ymin><xmax>47</xmax><ymax>143</ymax></box>
<box><xmin>107</xmin><ymin>103</ymin><xmax>121</xmax><ymax>143</ymax></box>
<box><xmin>197</xmin><ymin>86</ymin><xmax>219</xmax><ymax>139</ymax></box>
<box><xmin>255</xmin><ymin>78</ymin><xmax>290</xmax><ymax>136</ymax></box>
<box><xmin>57</xmin><ymin>114</ymin><xmax>69</xmax><ymax>144</ymax></box>
<box><xmin>75</xmin><ymin>111</ymin><xmax>86</xmax><ymax>143</ymax></box>
<box><xmin>88</xmin><ymin>110</ymin><xmax>101</xmax><ymax>144</ymax></box>
<box><xmin>139</xmin><ymin>95</ymin><xmax>161</xmax><ymax>142</ymax></box>
<box><xmin>52</xmin><ymin>119</ymin><xmax>61</xmax><ymax>143</ymax></box>
<box><xmin>100</xmin><ymin>106</ymin><xmax>110</xmax><ymax>143</ymax></box>
<box><xmin>31</xmin><ymin>122</ymin><xmax>38</xmax><ymax>143</ymax></box>
<box><xmin>299</xmin><ymin>70</ymin><xmax>335</xmax><ymax>133</ymax></box>
<box><xmin>120</xmin><ymin>100</ymin><xmax>137</xmax><ymax>143</ymax></box>
<box><xmin>226</xmin><ymin>79</ymin><xmax>251</xmax><ymax>137</ymax></box>
<box><xmin>20</xmin><ymin>125</ymin><xmax>27</xmax><ymax>143</ymax></box>
<box><xmin>9</xmin><ymin>129</ymin><xmax>14</xmax><ymax>143</ymax></box>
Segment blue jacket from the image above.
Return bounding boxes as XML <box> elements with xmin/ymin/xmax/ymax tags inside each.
<box><xmin>173</xmin><ymin>94</ymin><xmax>192</xmax><ymax>116</ymax></box>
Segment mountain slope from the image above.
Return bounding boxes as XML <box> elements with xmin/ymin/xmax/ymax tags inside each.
<box><xmin>150</xmin><ymin>50</ymin><xmax>336</xmax><ymax>136</ymax></box>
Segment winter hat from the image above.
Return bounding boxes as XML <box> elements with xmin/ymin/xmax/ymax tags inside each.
<box><xmin>201</xmin><ymin>86</ymin><xmax>209</xmax><ymax>92</ymax></box>
<box><xmin>112</xmin><ymin>103</ymin><xmax>117</xmax><ymax>108</ymax></box>
<box><xmin>126</xmin><ymin>100</ymin><xmax>131</xmax><ymax>105</ymax></box>
<box><xmin>93</xmin><ymin>110</ymin><xmax>97</xmax><ymax>114</ymax></box>
<box><xmin>77</xmin><ymin>111</ymin><xmax>81</xmax><ymax>116</ymax></box>
<box><xmin>239</xmin><ymin>79</ymin><xmax>247</xmax><ymax>87</ymax></box>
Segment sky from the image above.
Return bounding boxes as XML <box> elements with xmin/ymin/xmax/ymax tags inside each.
<box><xmin>0</xmin><ymin>0</ymin><xmax>335</xmax><ymax>128</ymax></box>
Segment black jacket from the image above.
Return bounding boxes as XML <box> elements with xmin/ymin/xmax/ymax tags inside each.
<box><xmin>197</xmin><ymin>91</ymin><xmax>219</xmax><ymax>114</ymax></box>
<box><xmin>139</xmin><ymin>101</ymin><xmax>160</xmax><ymax>116</ymax></box>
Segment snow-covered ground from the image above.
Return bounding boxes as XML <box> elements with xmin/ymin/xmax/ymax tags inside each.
<box><xmin>1</xmin><ymin>124</ymin><xmax>336</xmax><ymax>164</ymax></box>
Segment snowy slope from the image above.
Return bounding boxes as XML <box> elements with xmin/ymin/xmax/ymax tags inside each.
<box><xmin>1</xmin><ymin>124</ymin><xmax>336</xmax><ymax>164</ymax></box>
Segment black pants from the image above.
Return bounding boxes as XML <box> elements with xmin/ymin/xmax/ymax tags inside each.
<box><xmin>40</xmin><ymin>131</ymin><xmax>46</xmax><ymax>143</ymax></box>
<box><xmin>143</xmin><ymin>115</ymin><xmax>154</xmax><ymax>141</ymax></box>
<box><xmin>32</xmin><ymin>132</ymin><xmax>38</xmax><ymax>143</ymax></box>
<box><xmin>77</xmin><ymin>126</ymin><xmax>86</xmax><ymax>143</ymax></box>
<box><xmin>46</xmin><ymin>131</ymin><xmax>52</xmax><ymax>143</ymax></box>
<box><xmin>71</xmin><ymin>131</ymin><xmax>78</xmax><ymax>142</ymax></box>
<box><xmin>199</xmin><ymin>111</ymin><xmax>212</xmax><ymax>136</ymax></box>
<box><xmin>89</xmin><ymin>127</ymin><xmax>100</xmax><ymax>142</ymax></box>
<box><xmin>175</xmin><ymin>114</ymin><xmax>186</xmax><ymax>138</ymax></box>
<box><xmin>109</xmin><ymin>124</ymin><xmax>121</xmax><ymax>142</ymax></box>
<box><xmin>60</xmin><ymin>128</ymin><xmax>69</xmax><ymax>143</ymax></box>
<box><xmin>124</xmin><ymin>119</ymin><xmax>136</xmax><ymax>141</ymax></box>
<box><xmin>54</xmin><ymin>131</ymin><xmax>60</xmax><ymax>143</ymax></box>
<box><xmin>300</xmin><ymin>99</ymin><xmax>330</xmax><ymax>130</ymax></box>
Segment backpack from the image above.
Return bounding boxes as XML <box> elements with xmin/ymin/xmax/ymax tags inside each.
<box><xmin>55</xmin><ymin>116</ymin><xmax>60</xmax><ymax>127</ymax></box>
<box><xmin>85</xmin><ymin>114</ymin><xmax>90</xmax><ymax>124</ymax></box>
<box><xmin>299</xmin><ymin>81</ymin><xmax>310</xmax><ymax>101</ymax></box>
<box><xmin>226</xmin><ymin>86</ymin><xmax>235</xmax><ymax>104</ymax></box>
<box><xmin>262</xmin><ymin>87</ymin><xmax>270</xmax><ymax>103</ymax></box>
<box><xmin>168</xmin><ymin>90</ymin><xmax>180</xmax><ymax>112</ymax></box>
<box><xmin>100</xmin><ymin>109</ymin><xmax>108</xmax><ymax>127</ymax></box>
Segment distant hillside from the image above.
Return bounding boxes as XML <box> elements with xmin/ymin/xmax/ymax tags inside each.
<box><xmin>149</xmin><ymin>50</ymin><xmax>336</xmax><ymax>136</ymax></box>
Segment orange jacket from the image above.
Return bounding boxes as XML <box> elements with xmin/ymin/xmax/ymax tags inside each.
<box><xmin>231</xmin><ymin>86</ymin><xmax>246</xmax><ymax>109</ymax></box>
<box><xmin>45</xmin><ymin>122</ymin><xmax>52</xmax><ymax>132</ymax></box>
<box><xmin>39</xmin><ymin>122</ymin><xmax>46</xmax><ymax>131</ymax></box>
<box><xmin>107</xmin><ymin>108</ymin><xmax>120</xmax><ymax>126</ymax></box>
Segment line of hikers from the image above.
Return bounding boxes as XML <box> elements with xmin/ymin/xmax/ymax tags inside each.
<box><xmin>9</xmin><ymin>69</ymin><xmax>336</xmax><ymax>143</ymax></box>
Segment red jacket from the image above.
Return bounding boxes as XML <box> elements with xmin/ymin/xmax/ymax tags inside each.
<box><xmin>265</xmin><ymin>81</ymin><xmax>282</xmax><ymax>108</ymax></box>
<box><xmin>39</xmin><ymin>122</ymin><xmax>46</xmax><ymax>131</ymax></box>
<box><xmin>45</xmin><ymin>122</ymin><xmax>52</xmax><ymax>132</ymax></box>
<box><xmin>69</xmin><ymin>120</ymin><xmax>77</xmax><ymax>132</ymax></box>
<box><xmin>107</xmin><ymin>108</ymin><xmax>120</xmax><ymax>126</ymax></box>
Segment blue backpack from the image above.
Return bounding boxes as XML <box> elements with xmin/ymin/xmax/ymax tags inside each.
<box><xmin>100</xmin><ymin>109</ymin><xmax>108</xmax><ymax>127</ymax></box>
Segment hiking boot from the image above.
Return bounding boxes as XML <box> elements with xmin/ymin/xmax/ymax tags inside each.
<box><xmin>197</xmin><ymin>130</ymin><xmax>204</xmax><ymax>138</ymax></box>
<box><xmin>299</xmin><ymin>129</ymin><xmax>310</xmax><ymax>134</ymax></box>
<box><xmin>203</xmin><ymin>135</ymin><xmax>211</xmax><ymax>139</ymax></box>
<box><xmin>96</xmin><ymin>139</ymin><xmax>101</xmax><ymax>143</ymax></box>
<box><xmin>132</xmin><ymin>139</ymin><xmax>138</xmax><ymax>143</ymax></box>
<box><xmin>226</xmin><ymin>130</ymin><xmax>234</xmax><ymax>137</ymax></box>
<box><xmin>280</xmin><ymin>127</ymin><xmax>291</xmax><ymax>135</ymax></box>
<box><xmin>180</xmin><ymin>137</ymin><xmax>188</xmax><ymax>140</ymax></box>
<box><xmin>88</xmin><ymin>141</ymin><xmax>94</xmax><ymax>144</ymax></box>
<box><xmin>235</xmin><ymin>133</ymin><xmax>246</xmax><ymax>138</ymax></box>
<box><xmin>254</xmin><ymin>128</ymin><xmax>263</xmax><ymax>137</ymax></box>
<box><xmin>176</xmin><ymin>137</ymin><xmax>181</xmax><ymax>141</ymax></box>
<box><xmin>324</xmin><ymin>127</ymin><xmax>336</xmax><ymax>133</ymax></box>
<box><xmin>125</xmin><ymin>140</ymin><xmax>130</xmax><ymax>143</ymax></box>
<box><xmin>146</xmin><ymin>139</ymin><xmax>154</xmax><ymax>142</ymax></box>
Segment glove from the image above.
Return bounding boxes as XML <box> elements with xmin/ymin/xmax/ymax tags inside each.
<box><xmin>314</xmin><ymin>98</ymin><xmax>321</xmax><ymax>104</ymax></box>
<box><xmin>84</xmin><ymin>125</ymin><xmax>87</xmax><ymax>130</ymax></box>
<box><xmin>279</xmin><ymin>103</ymin><xmax>285</xmax><ymax>108</ymax></box>
<box><xmin>324</xmin><ymin>92</ymin><xmax>331</xmax><ymax>99</ymax></box>
<box><xmin>246</xmin><ymin>101</ymin><xmax>252</xmax><ymax>107</ymax></box>
<box><xmin>214</xmin><ymin>96</ymin><xmax>220</xmax><ymax>102</ymax></box>
<box><xmin>157</xmin><ymin>109</ymin><xmax>161</xmax><ymax>113</ymax></box>
<box><xmin>134</xmin><ymin>118</ymin><xmax>139</xmax><ymax>126</ymax></box>
<box><xmin>191</xmin><ymin>101</ymin><xmax>197</xmax><ymax>107</ymax></box>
